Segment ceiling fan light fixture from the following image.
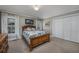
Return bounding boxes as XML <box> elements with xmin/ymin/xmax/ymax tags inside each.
<box><xmin>33</xmin><ymin>5</ymin><xmax>40</xmax><ymax>11</ymax></box>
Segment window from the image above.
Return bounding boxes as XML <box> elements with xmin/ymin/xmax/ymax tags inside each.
<box><xmin>7</xmin><ymin>18</ymin><xmax>15</xmax><ymax>33</ymax></box>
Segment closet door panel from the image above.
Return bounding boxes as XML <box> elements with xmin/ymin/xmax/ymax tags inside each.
<box><xmin>63</xmin><ymin>18</ymin><xmax>71</xmax><ymax>41</ymax></box>
<box><xmin>63</xmin><ymin>16</ymin><xmax>79</xmax><ymax>43</ymax></box>
<box><xmin>53</xmin><ymin>15</ymin><xmax>79</xmax><ymax>43</ymax></box>
<box><xmin>77</xmin><ymin>18</ymin><xmax>79</xmax><ymax>42</ymax></box>
<box><xmin>70</xmin><ymin>16</ymin><xmax>79</xmax><ymax>42</ymax></box>
<box><xmin>70</xmin><ymin>17</ymin><xmax>78</xmax><ymax>42</ymax></box>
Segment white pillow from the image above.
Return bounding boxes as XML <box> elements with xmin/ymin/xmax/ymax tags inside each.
<box><xmin>24</xmin><ymin>27</ymin><xmax>32</xmax><ymax>31</ymax></box>
<box><xmin>31</xmin><ymin>28</ymin><xmax>35</xmax><ymax>31</ymax></box>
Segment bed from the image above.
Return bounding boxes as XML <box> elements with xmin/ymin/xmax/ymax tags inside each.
<box><xmin>22</xmin><ymin>25</ymin><xmax>50</xmax><ymax>51</ymax></box>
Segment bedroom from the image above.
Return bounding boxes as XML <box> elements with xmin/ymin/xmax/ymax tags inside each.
<box><xmin>0</xmin><ymin>5</ymin><xmax>79</xmax><ymax>53</ymax></box>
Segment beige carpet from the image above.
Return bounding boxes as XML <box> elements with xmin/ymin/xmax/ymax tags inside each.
<box><xmin>8</xmin><ymin>37</ymin><xmax>79</xmax><ymax>53</ymax></box>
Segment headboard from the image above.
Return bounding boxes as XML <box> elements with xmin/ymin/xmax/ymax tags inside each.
<box><xmin>22</xmin><ymin>25</ymin><xmax>36</xmax><ymax>32</ymax></box>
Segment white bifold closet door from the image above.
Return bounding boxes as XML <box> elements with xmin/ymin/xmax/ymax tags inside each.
<box><xmin>70</xmin><ymin>16</ymin><xmax>79</xmax><ymax>42</ymax></box>
<box><xmin>53</xmin><ymin>15</ymin><xmax>79</xmax><ymax>43</ymax></box>
<box><xmin>63</xmin><ymin>16</ymin><xmax>79</xmax><ymax>42</ymax></box>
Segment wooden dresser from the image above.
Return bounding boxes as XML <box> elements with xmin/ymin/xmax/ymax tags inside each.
<box><xmin>0</xmin><ymin>34</ymin><xmax>9</xmax><ymax>53</ymax></box>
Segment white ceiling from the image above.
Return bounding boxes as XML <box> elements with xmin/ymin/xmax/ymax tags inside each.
<box><xmin>0</xmin><ymin>5</ymin><xmax>79</xmax><ymax>19</ymax></box>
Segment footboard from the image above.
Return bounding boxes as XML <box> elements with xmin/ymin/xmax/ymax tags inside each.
<box><xmin>29</xmin><ymin>34</ymin><xmax>50</xmax><ymax>51</ymax></box>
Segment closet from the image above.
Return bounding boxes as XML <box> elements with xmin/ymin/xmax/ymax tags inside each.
<box><xmin>52</xmin><ymin>14</ymin><xmax>79</xmax><ymax>43</ymax></box>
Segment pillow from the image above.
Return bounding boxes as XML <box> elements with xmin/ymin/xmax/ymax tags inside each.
<box><xmin>24</xmin><ymin>27</ymin><xmax>32</xmax><ymax>31</ymax></box>
<box><xmin>24</xmin><ymin>29</ymin><xmax>27</xmax><ymax>31</ymax></box>
<box><xmin>31</xmin><ymin>28</ymin><xmax>35</xmax><ymax>31</ymax></box>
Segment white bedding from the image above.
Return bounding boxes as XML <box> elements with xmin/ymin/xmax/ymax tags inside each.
<box><xmin>23</xmin><ymin>31</ymin><xmax>46</xmax><ymax>43</ymax></box>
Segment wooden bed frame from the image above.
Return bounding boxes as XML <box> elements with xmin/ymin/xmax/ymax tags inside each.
<box><xmin>22</xmin><ymin>25</ymin><xmax>50</xmax><ymax>51</ymax></box>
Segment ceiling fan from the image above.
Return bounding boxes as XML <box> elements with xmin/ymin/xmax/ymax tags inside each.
<box><xmin>33</xmin><ymin>5</ymin><xmax>40</xmax><ymax>11</ymax></box>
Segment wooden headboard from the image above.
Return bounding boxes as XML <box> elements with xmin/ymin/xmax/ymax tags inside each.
<box><xmin>22</xmin><ymin>25</ymin><xmax>36</xmax><ymax>32</ymax></box>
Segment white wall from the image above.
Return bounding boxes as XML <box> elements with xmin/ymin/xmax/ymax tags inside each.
<box><xmin>52</xmin><ymin>13</ymin><xmax>79</xmax><ymax>43</ymax></box>
<box><xmin>15</xmin><ymin>16</ymin><xmax>20</xmax><ymax>38</ymax></box>
<box><xmin>43</xmin><ymin>18</ymin><xmax>52</xmax><ymax>36</ymax></box>
<box><xmin>52</xmin><ymin>18</ymin><xmax>64</xmax><ymax>38</ymax></box>
<box><xmin>19</xmin><ymin>16</ymin><xmax>26</xmax><ymax>36</ymax></box>
<box><xmin>1</xmin><ymin>13</ymin><xmax>8</xmax><ymax>33</ymax></box>
<box><xmin>43</xmin><ymin>18</ymin><xmax>50</xmax><ymax>32</ymax></box>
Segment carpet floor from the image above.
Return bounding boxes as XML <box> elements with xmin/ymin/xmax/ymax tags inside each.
<box><xmin>8</xmin><ymin>37</ymin><xmax>79</xmax><ymax>53</ymax></box>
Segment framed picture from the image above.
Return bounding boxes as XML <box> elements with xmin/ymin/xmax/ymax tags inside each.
<box><xmin>25</xmin><ymin>19</ymin><xmax>34</xmax><ymax>24</ymax></box>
